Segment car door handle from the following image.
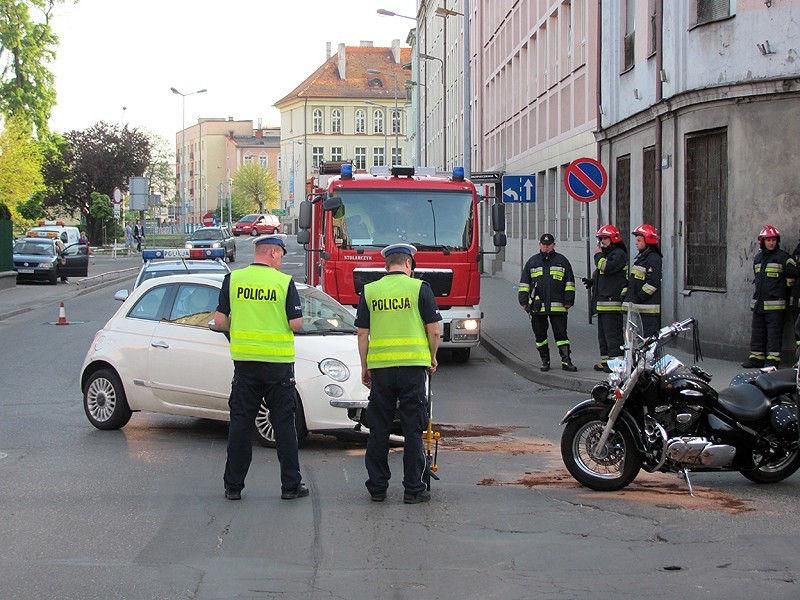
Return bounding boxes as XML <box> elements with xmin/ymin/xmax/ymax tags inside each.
<box><xmin>151</xmin><ymin>341</ymin><xmax>170</xmax><ymax>349</ymax></box>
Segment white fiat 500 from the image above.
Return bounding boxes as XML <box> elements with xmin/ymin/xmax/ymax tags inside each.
<box><xmin>80</xmin><ymin>274</ymin><xmax>369</xmax><ymax>446</ymax></box>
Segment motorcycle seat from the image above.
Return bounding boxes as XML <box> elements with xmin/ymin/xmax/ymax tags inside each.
<box><xmin>752</xmin><ymin>369</ymin><xmax>797</xmax><ymax>397</ymax></box>
<box><xmin>716</xmin><ymin>383</ymin><xmax>771</xmax><ymax>422</ymax></box>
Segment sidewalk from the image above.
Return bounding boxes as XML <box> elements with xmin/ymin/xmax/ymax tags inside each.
<box><xmin>478</xmin><ymin>274</ymin><xmax>749</xmax><ymax>394</ymax></box>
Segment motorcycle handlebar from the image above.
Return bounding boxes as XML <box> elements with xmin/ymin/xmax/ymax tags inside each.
<box><xmin>641</xmin><ymin>318</ymin><xmax>695</xmax><ymax>350</ymax></box>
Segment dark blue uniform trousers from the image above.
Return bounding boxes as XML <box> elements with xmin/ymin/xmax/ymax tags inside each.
<box><xmin>365</xmin><ymin>366</ymin><xmax>428</xmax><ymax>496</ymax></box>
<box><xmin>224</xmin><ymin>361</ymin><xmax>302</xmax><ymax>494</ymax></box>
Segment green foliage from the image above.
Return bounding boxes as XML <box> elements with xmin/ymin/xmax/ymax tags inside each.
<box><xmin>232</xmin><ymin>162</ymin><xmax>279</xmax><ymax>214</ymax></box>
<box><xmin>0</xmin><ymin>114</ymin><xmax>43</xmax><ymax>222</ymax></box>
<box><xmin>18</xmin><ymin>191</ymin><xmax>43</xmax><ymax>221</ymax></box>
<box><xmin>0</xmin><ymin>0</ymin><xmax>70</xmax><ymax>136</ymax></box>
<box><xmin>89</xmin><ymin>191</ymin><xmax>113</xmax><ymax>222</ymax></box>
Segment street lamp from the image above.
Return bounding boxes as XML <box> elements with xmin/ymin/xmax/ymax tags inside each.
<box><xmin>171</xmin><ymin>86</ymin><xmax>207</xmax><ymax>233</ymax></box>
<box><xmin>367</xmin><ymin>68</ymin><xmax>400</xmax><ymax>165</ymax></box>
<box><xmin>364</xmin><ymin>100</ymin><xmax>389</xmax><ymax>165</ymax></box>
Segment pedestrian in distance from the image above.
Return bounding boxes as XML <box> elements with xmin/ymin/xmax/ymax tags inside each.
<box><xmin>213</xmin><ymin>233</ymin><xmax>309</xmax><ymax>501</ymax></box>
<box><xmin>79</xmin><ymin>231</ymin><xmax>92</xmax><ymax>255</ymax></box>
<box><xmin>124</xmin><ymin>221</ymin><xmax>134</xmax><ymax>255</ymax></box>
<box><xmin>133</xmin><ymin>220</ymin><xmax>144</xmax><ymax>252</ymax></box>
<box><xmin>519</xmin><ymin>233</ymin><xmax>578</xmax><ymax>372</ymax></box>
<box><xmin>623</xmin><ymin>224</ymin><xmax>662</xmax><ymax>338</ymax></box>
<box><xmin>741</xmin><ymin>225</ymin><xmax>798</xmax><ymax>368</ymax></box>
<box><xmin>355</xmin><ymin>243</ymin><xmax>441</xmax><ymax>504</ymax></box>
<box><xmin>584</xmin><ymin>225</ymin><xmax>628</xmax><ymax>372</ymax></box>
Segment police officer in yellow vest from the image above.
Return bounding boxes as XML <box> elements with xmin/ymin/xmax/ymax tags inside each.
<box><xmin>355</xmin><ymin>243</ymin><xmax>442</xmax><ymax>504</ymax></box>
<box><xmin>213</xmin><ymin>234</ymin><xmax>308</xmax><ymax>501</ymax></box>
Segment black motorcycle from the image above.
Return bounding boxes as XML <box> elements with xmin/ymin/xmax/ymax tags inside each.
<box><xmin>560</xmin><ymin>309</ymin><xmax>799</xmax><ymax>493</ymax></box>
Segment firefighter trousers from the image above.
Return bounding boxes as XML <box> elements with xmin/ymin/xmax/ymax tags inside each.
<box><xmin>749</xmin><ymin>311</ymin><xmax>785</xmax><ymax>363</ymax></box>
<box><xmin>531</xmin><ymin>314</ymin><xmax>569</xmax><ymax>358</ymax></box>
<box><xmin>597</xmin><ymin>311</ymin><xmax>624</xmax><ymax>361</ymax></box>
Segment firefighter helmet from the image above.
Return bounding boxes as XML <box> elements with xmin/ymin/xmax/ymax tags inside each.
<box><xmin>758</xmin><ymin>225</ymin><xmax>780</xmax><ymax>243</ymax></box>
<box><xmin>633</xmin><ymin>224</ymin><xmax>659</xmax><ymax>245</ymax></box>
<box><xmin>596</xmin><ymin>224</ymin><xmax>622</xmax><ymax>243</ymax></box>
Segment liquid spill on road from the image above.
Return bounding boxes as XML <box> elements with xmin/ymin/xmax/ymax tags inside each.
<box><xmin>479</xmin><ymin>470</ymin><xmax>755</xmax><ymax>514</ymax></box>
<box><xmin>436</xmin><ymin>424</ymin><xmax>552</xmax><ymax>455</ymax></box>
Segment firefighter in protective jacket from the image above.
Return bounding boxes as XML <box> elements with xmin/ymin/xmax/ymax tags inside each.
<box><xmin>590</xmin><ymin>225</ymin><xmax>628</xmax><ymax>372</ymax></box>
<box><xmin>741</xmin><ymin>225</ymin><xmax>798</xmax><ymax>368</ymax></box>
<box><xmin>519</xmin><ymin>233</ymin><xmax>577</xmax><ymax>372</ymax></box>
<box><xmin>624</xmin><ymin>224</ymin><xmax>662</xmax><ymax>338</ymax></box>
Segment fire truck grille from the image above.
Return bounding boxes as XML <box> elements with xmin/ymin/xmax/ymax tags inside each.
<box><xmin>353</xmin><ymin>269</ymin><xmax>453</xmax><ymax>298</ymax></box>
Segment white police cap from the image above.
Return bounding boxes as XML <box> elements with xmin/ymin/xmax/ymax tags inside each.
<box><xmin>381</xmin><ymin>243</ymin><xmax>417</xmax><ymax>258</ymax></box>
<box><xmin>252</xmin><ymin>233</ymin><xmax>287</xmax><ymax>254</ymax></box>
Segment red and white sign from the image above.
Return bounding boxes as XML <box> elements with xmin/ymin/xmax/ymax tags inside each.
<box><xmin>112</xmin><ymin>187</ymin><xmax>122</xmax><ymax>204</ymax></box>
<box><xmin>202</xmin><ymin>213</ymin><xmax>215</xmax><ymax>227</ymax></box>
<box><xmin>563</xmin><ymin>157</ymin><xmax>607</xmax><ymax>203</ymax></box>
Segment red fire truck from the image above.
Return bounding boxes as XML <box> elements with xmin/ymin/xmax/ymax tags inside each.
<box><xmin>297</xmin><ymin>164</ymin><xmax>506</xmax><ymax>362</ymax></box>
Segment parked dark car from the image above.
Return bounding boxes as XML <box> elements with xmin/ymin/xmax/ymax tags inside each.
<box><xmin>184</xmin><ymin>226</ymin><xmax>236</xmax><ymax>262</ymax></box>
<box><xmin>13</xmin><ymin>237</ymin><xmax>89</xmax><ymax>284</ymax></box>
<box><xmin>232</xmin><ymin>214</ymin><xmax>281</xmax><ymax>236</ymax></box>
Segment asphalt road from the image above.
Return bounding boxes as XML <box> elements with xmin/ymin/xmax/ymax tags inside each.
<box><xmin>1</xmin><ymin>239</ymin><xmax>799</xmax><ymax>599</ymax></box>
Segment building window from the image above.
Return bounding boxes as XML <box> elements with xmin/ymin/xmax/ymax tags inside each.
<box><xmin>355</xmin><ymin>109</ymin><xmax>366</xmax><ymax>134</ymax></box>
<box><xmin>331</xmin><ymin>109</ymin><xmax>342</xmax><ymax>134</ymax></box>
<box><xmin>313</xmin><ymin>109</ymin><xmax>323</xmax><ymax>133</ymax></box>
<box><xmin>354</xmin><ymin>147</ymin><xmax>366</xmax><ymax>170</ymax></box>
<box><xmin>696</xmin><ymin>0</ymin><xmax>732</xmax><ymax>26</ymax></box>
<box><xmin>391</xmin><ymin>147</ymin><xmax>402</xmax><ymax>166</ymax></box>
<box><xmin>686</xmin><ymin>129</ymin><xmax>727</xmax><ymax>291</ymax></box>
<box><xmin>648</xmin><ymin>0</ymin><xmax>658</xmax><ymax>56</ymax></box>
<box><xmin>615</xmin><ymin>154</ymin><xmax>631</xmax><ymax>243</ymax></box>
<box><xmin>373</xmin><ymin>110</ymin><xmax>384</xmax><ymax>134</ymax></box>
<box><xmin>259</xmin><ymin>155</ymin><xmax>268</xmax><ymax>169</ymax></box>
<box><xmin>392</xmin><ymin>110</ymin><xmax>401</xmax><ymax>135</ymax></box>
<box><xmin>312</xmin><ymin>146</ymin><xmax>324</xmax><ymax>168</ymax></box>
<box><xmin>642</xmin><ymin>146</ymin><xmax>656</xmax><ymax>225</ymax></box>
<box><xmin>331</xmin><ymin>147</ymin><xmax>342</xmax><ymax>162</ymax></box>
<box><xmin>244</xmin><ymin>154</ymin><xmax>253</xmax><ymax>164</ymax></box>
<box><xmin>622</xmin><ymin>0</ymin><xmax>635</xmax><ymax>71</ymax></box>
<box><xmin>373</xmin><ymin>147</ymin><xmax>385</xmax><ymax>167</ymax></box>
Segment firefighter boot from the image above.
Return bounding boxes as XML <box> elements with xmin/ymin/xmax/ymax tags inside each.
<box><xmin>560</xmin><ymin>345</ymin><xmax>578</xmax><ymax>372</ymax></box>
<box><xmin>538</xmin><ymin>346</ymin><xmax>551</xmax><ymax>372</ymax></box>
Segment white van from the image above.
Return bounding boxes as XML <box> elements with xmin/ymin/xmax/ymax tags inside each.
<box><xmin>26</xmin><ymin>221</ymin><xmax>80</xmax><ymax>247</ymax></box>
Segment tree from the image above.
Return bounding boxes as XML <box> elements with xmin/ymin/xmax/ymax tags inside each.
<box><xmin>0</xmin><ymin>0</ymin><xmax>69</xmax><ymax>136</ymax></box>
<box><xmin>0</xmin><ymin>114</ymin><xmax>42</xmax><ymax>222</ymax></box>
<box><xmin>232</xmin><ymin>162</ymin><xmax>278</xmax><ymax>214</ymax></box>
<box><xmin>46</xmin><ymin>121</ymin><xmax>151</xmax><ymax>241</ymax></box>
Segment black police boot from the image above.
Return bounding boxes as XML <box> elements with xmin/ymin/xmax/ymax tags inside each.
<box><xmin>741</xmin><ymin>356</ymin><xmax>765</xmax><ymax>369</ymax></box>
<box><xmin>538</xmin><ymin>347</ymin><xmax>551</xmax><ymax>372</ymax></box>
<box><xmin>560</xmin><ymin>345</ymin><xmax>578</xmax><ymax>372</ymax></box>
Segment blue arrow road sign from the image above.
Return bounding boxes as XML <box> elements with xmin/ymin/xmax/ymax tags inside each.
<box><xmin>502</xmin><ymin>175</ymin><xmax>536</xmax><ymax>203</ymax></box>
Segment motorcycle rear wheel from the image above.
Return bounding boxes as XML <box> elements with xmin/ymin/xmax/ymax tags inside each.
<box><xmin>561</xmin><ymin>413</ymin><xmax>642</xmax><ymax>491</ymax></box>
<box><xmin>740</xmin><ymin>443</ymin><xmax>800</xmax><ymax>484</ymax></box>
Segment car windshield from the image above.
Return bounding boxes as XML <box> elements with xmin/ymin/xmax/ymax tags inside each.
<box><xmin>297</xmin><ymin>287</ymin><xmax>357</xmax><ymax>335</ymax></box>
<box><xmin>139</xmin><ymin>266</ymin><xmax>228</xmax><ymax>284</ymax></box>
<box><xmin>331</xmin><ymin>189</ymin><xmax>473</xmax><ymax>250</ymax></box>
<box><xmin>239</xmin><ymin>215</ymin><xmax>257</xmax><ymax>223</ymax></box>
<box><xmin>191</xmin><ymin>229</ymin><xmax>223</xmax><ymax>240</ymax></box>
<box><xmin>14</xmin><ymin>240</ymin><xmax>55</xmax><ymax>256</ymax></box>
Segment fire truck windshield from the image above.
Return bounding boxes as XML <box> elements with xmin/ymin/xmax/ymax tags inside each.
<box><xmin>331</xmin><ymin>190</ymin><xmax>473</xmax><ymax>251</ymax></box>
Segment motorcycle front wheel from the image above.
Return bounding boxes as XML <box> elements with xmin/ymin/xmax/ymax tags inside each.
<box><xmin>561</xmin><ymin>413</ymin><xmax>642</xmax><ymax>491</ymax></box>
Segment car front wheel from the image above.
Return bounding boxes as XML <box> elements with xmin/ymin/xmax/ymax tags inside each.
<box><xmin>250</xmin><ymin>228</ymin><xmax>259</xmax><ymax>236</ymax></box>
<box><xmin>228</xmin><ymin>247</ymin><xmax>236</xmax><ymax>263</ymax></box>
<box><xmin>254</xmin><ymin>395</ymin><xmax>309</xmax><ymax>448</ymax></box>
<box><xmin>83</xmin><ymin>368</ymin><xmax>133</xmax><ymax>430</ymax></box>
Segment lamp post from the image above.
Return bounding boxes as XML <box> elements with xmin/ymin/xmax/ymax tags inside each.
<box><xmin>364</xmin><ymin>100</ymin><xmax>389</xmax><ymax>165</ymax></box>
<box><xmin>170</xmin><ymin>86</ymin><xmax>207</xmax><ymax>234</ymax></box>
<box><xmin>367</xmin><ymin>68</ymin><xmax>400</xmax><ymax>165</ymax></box>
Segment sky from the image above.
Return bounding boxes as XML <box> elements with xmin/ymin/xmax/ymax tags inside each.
<box><xmin>48</xmin><ymin>0</ymin><xmax>417</xmax><ymax>146</ymax></box>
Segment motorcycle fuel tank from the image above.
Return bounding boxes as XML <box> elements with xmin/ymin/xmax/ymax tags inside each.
<box><xmin>659</xmin><ymin>371</ymin><xmax>718</xmax><ymax>407</ymax></box>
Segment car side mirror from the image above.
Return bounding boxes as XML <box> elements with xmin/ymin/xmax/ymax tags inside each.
<box><xmin>114</xmin><ymin>289</ymin><xmax>129</xmax><ymax>302</ymax></box>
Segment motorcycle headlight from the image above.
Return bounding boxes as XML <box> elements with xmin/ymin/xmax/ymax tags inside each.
<box><xmin>591</xmin><ymin>382</ymin><xmax>613</xmax><ymax>404</ymax></box>
<box><xmin>319</xmin><ymin>358</ymin><xmax>350</xmax><ymax>382</ymax></box>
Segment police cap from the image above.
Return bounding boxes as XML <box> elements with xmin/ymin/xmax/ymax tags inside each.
<box><xmin>252</xmin><ymin>233</ymin><xmax>287</xmax><ymax>255</ymax></box>
<box><xmin>381</xmin><ymin>243</ymin><xmax>417</xmax><ymax>258</ymax></box>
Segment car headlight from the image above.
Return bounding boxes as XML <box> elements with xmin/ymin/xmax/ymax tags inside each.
<box><xmin>319</xmin><ymin>358</ymin><xmax>350</xmax><ymax>382</ymax></box>
<box><xmin>184</xmin><ymin>242</ymin><xmax>193</xmax><ymax>249</ymax></box>
<box><xmin>212</xmin><ymin>242</ymin><xmax>221</xmax><ymax>248</ymax></box>
<box><xmin>39</xmin><ymin>262</ymin><xmax>54</xmax><ymax>269</ymax></box>
<box><xmin>324</xmin><ymin>384</ymin><xmax>344</xmax><ymax>398</ymax></box>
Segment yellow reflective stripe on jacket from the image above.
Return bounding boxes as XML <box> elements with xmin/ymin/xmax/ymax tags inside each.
<box><xmin>763</xmin><ymin>299</ymin><xmax>786</xmax><ymax>310</ymax></box>
<box><xmin>642</xmin><ymin>283</ymin><xmax>658</xmax><ymax>295</ymax></box>
<box><xmin>519</xmin><ymin>284</ymin><xmax>530</xmax><ymax>293</ymax></box>
<box><xmin>596</xmin><ymin>301</ymin><xmax>623</xmax><ymax>312</ymax></box>
<box><xmin>597</xmin><ymin>257</ymin><xmax>607</xmax><ymax>272</ymax></box>
<box><xmin>627</xmin><ymin>302</ymin><xmax>661</xmax><ymax>314</ymax></box>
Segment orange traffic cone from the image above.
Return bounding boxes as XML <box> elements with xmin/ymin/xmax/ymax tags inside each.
<box><xmin>57</xmin><ymin>301</ymin><xmax>69</xmax><ymax>325</ymax></box>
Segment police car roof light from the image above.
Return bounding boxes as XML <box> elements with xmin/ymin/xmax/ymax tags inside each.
<box><xmin>141</xmin><ymin>248</ymin><xmax>226</xmax><ymax>261</ymax></box>
<box><xmin>391</xmin><ymin>165</ymin><xmax>415</xmax><ymax>177</ymax></box>
<box><xmin>340</xmin><ymin>163</ymin><xmax>353</xmax><ymax>180</ymax></box>
<box><xmin>452</xmin><ymin>166</ymin><xmax>465</xmax><ymax>181</ymax></box>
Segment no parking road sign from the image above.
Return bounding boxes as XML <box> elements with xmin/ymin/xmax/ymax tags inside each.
<box><xmin>564</xmin><ymin>157</ymin><xmax>607</xmax><ymax>202</ymax></box>
<box><xmin>502</xmin><ymin>175</ymin><xmax>536</xmax><ymax>203</ymax></box>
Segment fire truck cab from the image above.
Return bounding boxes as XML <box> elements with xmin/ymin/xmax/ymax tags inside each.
<box><xmin>297</xmin><ymin>164</ymin><xmax>506</xmax><ymax>362</ymax></box>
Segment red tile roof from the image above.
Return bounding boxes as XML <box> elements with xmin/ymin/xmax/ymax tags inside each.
<box><xmin>274</xmin><ymin>46</ymin><xmax>412</xmax><ymax>107</ymax></box>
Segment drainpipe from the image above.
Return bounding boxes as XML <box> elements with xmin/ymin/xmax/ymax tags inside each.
<box><xmin>654</xmin><ymin>0</ymin><xmax>664</xmax><ymax>235</ymax></box>
<box><xmin>595</xmin><ymin>0</ymin><xmax>604</xmax><ymax>228</ymax></box>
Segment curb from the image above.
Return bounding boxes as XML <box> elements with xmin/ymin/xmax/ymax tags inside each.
<box><xmin>480</xmin><ymin>332</ymin><xmax>599</xmax><ymax>394</ymax></box>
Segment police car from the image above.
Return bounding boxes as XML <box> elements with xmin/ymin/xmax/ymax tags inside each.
<box><xmin>116</xmin><ymin>248</ymin><xmax>230</xmax><ymax>300</ymax></box>
<box><xmin>13</xmin><ymin>234</ymin><xmax>89</xmax><ymax>284</ymax></box>
<box><xmin>81</xmin><ymin>273</ymin><xmax>370</xmax><ymax>446</ymax></box>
